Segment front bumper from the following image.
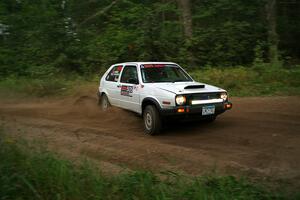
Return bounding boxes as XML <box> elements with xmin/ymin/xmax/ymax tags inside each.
<box><xmin>160</xmin><ymin>102</ymin><xmax>232</xmax><ymax>118</ymax></box>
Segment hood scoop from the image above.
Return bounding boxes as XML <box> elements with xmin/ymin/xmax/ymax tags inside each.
<box><xmin>184</xmin><ymin>85</ymin><xmax>205</xmax><ymax>89</ymax></box>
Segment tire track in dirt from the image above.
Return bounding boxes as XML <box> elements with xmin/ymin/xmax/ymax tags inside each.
<box><xmin>0</xmin><ymin>96</ymin><xmax>300</xmax><ymax>184</ymax></box>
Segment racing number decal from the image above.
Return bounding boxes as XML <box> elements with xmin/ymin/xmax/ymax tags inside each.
<box><xmin>121</xmin><ymin>85</ymin><xmax>133</xmax><ymax>97</ymax></box>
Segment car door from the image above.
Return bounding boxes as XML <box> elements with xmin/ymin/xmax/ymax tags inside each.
<box><xmin>104</xmin><ymin>65</ymin><xmax>123</xmax><ymax>106</ymax></box>
<box><xmin>118</xmin><ymin>65</ymin><xmax>141</xmax><ymax>113</ymax></box>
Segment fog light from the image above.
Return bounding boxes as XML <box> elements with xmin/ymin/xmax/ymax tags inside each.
<box><xmin>225</xmin><ymin>103</ymin><xmax>232</xmax><ymax>109</ymax></box>
<box><xmin>177</xmin><ymin>108</ymin><xmax>185</xmax><ymax>113</ymax></box>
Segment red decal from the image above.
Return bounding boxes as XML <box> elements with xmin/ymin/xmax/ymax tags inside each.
<box><xmin>143</xmin><ymin>64</ymin><xmax>166</xmax><ymax>68</ymax></box>
<box><xmin>120</xmin><ymin>85</ymin><xmax>133</xmax><ymax>97</ymax></box>
<box><xmin>121</xmin><ymin>85</ymin><xmax>128</xmax><ymax>90</ymax></box>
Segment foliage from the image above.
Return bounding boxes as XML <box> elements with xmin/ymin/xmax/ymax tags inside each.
<box><xmin>0</xmin><ymin>66</ymin><xmax>299</xmax><ymax>97</ymax></box>
<box><xmin>0</xmin><ymin>132</ymin><xmax>295</xmax><ymax>200</ymax></box>
<box><xmin>192</xmin><ymin>0</ymin><xmax>267</xmax><ymax>66</ymax></box>
<box><xmin>0</xmin><ymin>0</ymin><xmax>299</xmax><ymax>78</ymax></box>
<box><xmin>189</xmin><ymin>65</ymin><xmax>300</xmax><ymax>96</ymax></box>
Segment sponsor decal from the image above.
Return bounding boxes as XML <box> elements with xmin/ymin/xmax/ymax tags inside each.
<box><xmin>121</xmin><ymin>85</ymin><xmax>133</xmax><ymax>97</ymax></box>
<box><xmin>142</xmin><ymin>64</ymin><xmax>166</xmax><ymax>68</ymax></box>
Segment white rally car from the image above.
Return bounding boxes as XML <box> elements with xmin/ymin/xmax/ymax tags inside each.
<box><xmin>98</xmin><ymin>62</ymin><xmax>232</xmax><ymax>135</ymax></box>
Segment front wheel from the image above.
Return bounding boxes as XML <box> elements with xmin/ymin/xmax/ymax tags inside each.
<box><xmin>100</xmin><ymin>94</ymin><xmax>111</xmax><ymax>111</ymax></box>
<box><xmin>143</xmin><ymin>105</ymin><xmax>162</xmax><ymax>135</ymax></box>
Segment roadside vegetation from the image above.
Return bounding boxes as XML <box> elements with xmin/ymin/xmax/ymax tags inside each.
<box><xmin>0</xmin><ymin>65</ymin><xmax>299</xmax><ymax>98</ymax></box>
<box><xmin>190</xmin><ymin>65</ymin><xmax>300</xmax><ymax>96</ymax></box>
<box><xmin>1</xmin><ymin>0</ymin><xmax>300</xmax><ymax>76</ymax></box>
<box><xmin>1</xmin><ymin>1</ymin><xmax>300</xmax><ymax>98</ymax></box>
<box><xmin>0</xmin><ymin>129</ymin><xmax>297</xmax><ymax>200</ymax></box>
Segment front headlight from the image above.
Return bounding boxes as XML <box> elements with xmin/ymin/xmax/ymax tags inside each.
<box><xmin>175</xmin><ymin>95</ymin><xmax>186</xmax><ymax>105</ymax></box>
<box><xmin>220</xmin><ymin>92</ymin><xmax>228</xmax><ymax>101</ymax></box>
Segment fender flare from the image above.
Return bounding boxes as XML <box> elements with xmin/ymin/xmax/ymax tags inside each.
<box><xmin>141</xmin><ymin>97</ymin><xmax>162</xmax><ymax>114</ymax></box>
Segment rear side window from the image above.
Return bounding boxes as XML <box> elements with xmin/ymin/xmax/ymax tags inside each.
<box><xmin>106</xmin><ymin>65</ymin><xmax>123</xmax><ymax>82</ymax></box>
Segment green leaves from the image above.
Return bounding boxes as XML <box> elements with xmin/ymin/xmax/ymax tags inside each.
<box><xmin>0</xmin><ymin>135</ymin><xmax>292</xmax><ymax>200</ymax></box>
<box><xmin>0</xmin><ymin>0</ymin><xmax>299</xmax><ymax>77</ymax></box>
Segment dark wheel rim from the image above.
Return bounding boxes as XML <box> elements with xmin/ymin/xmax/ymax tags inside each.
<box><xmin>144</xmin><ymin>112</ymin><xmax>153</xmax><ymax>131</ymax></box>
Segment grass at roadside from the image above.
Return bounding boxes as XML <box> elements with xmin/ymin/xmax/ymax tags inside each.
<box><xmin>0</xmin><ymin>75</ymin><xmax>90</xmax><ymax>98</ymax></box>
<box><xmin>0</xmin><ymin>66</ymin><xmax>299</xmax><ymax>98</ymax></box>
<box><xmin>0</xmin><ymin>130</ymin><xmax>297</xmax><ymax>200</ymax></box>
<box><xmin>189</xmin><ymin>66</ymin><xmax>300</xmax><ymax>96</ymax></box>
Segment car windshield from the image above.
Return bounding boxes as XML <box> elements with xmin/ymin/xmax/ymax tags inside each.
<box><xmin>141</xmin><ymin>64</ymin><xmax>193</xmax><ymax>83</ymax></box>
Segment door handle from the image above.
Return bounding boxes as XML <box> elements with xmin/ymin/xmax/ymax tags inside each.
<box><xmin>117</xmin><ymin>84</ymin><xmax>121</xmax><ymax>88</ymax></box>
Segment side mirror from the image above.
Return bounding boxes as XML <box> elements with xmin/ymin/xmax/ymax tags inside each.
<box><xmin>128</xmin><ymin>78</ymin><xmax>138</xmax><ymax>84</ymax></box>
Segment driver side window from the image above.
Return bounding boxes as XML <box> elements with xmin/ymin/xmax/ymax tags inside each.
<box><xmin>120</xmin><ymin>66</ymin><xmax>139</xmax><ymax>84</ymax></box>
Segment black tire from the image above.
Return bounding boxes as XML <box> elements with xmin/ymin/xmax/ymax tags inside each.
<box><xmin>97</xmin><ymin>93</ymin><xmax>101</xmax><ymax>105</ymax></box>
<box><xmin>100</xmin><ymin>94</ymin><xmax>111</xmax><ymax>111</ymax></box>
<box><xmin>143</xmin><ymin>105</ymin><xmax>162</xmax><ymax>135</ymax></box>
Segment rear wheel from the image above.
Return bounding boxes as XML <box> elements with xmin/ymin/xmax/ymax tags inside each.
<box><xmin>143</xmin><ymin>105</ymin><xmax>162</xmax><ymax>135</ymax></box>
<box><xmin>100</xmin><ymin>94</ymin><xmax>110</xmax><ymax>111</ymax></box>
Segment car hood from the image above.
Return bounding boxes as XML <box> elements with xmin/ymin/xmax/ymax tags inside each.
<box><xmin>151</xmin><ymin>82</ymin><xmax>225</xmax><ymax>94</ymax></box>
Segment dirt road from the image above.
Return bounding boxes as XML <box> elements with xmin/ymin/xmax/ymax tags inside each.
<box><xmin>0</xmin><ymin>95</ymin><xmax>300</xmax><ymax>183</ymax></box>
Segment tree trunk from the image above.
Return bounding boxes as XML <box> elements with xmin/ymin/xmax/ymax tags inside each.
<box><xmin>177</xmin><ymin>0</ymin><xmax>193</xmax><ymax>39</ymax></box>
<box><xmin>78</xmin><ymin>0</ymin><xmax>119</xmax><ymax>28</ymax></box>
<box><xmin>266</xmin><ymin>0</ymin><xmax>279</xmax><ymax>66</ymax></box>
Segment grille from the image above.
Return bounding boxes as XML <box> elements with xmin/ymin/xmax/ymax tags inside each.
<box><xmin>190</xmin><ymin>93</ymin><xmax>220</xmax><ymax>101</ymax></box>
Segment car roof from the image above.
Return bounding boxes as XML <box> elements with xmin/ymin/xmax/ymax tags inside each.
<box><xmin>113</xmin><ymin>62</ymin><xmax>178</xmax><ymax>66</ymax></box>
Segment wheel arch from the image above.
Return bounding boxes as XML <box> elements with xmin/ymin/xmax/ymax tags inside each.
<box><xmin>97</xmin><ymin>91</ymin><xmax>107</xmax><ymax>99</ymax></box>
<box><xmin>99</xmin><ymin>86</ymin><xmax>109</xmax><ymax>97</ymax></box>
<box><xmin>97</xmin><ymin>90</ymin><xmax>109</xmax><ymax>105</ymax></box>
<box><xmin>141</xmin><ymin>97</ymin><xmax>162</xmax><ymax>114</ymax></box>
